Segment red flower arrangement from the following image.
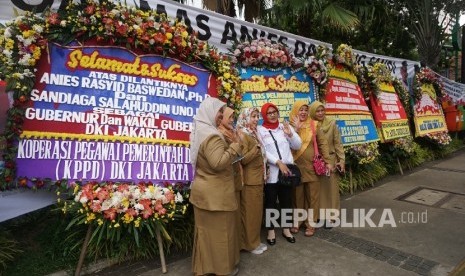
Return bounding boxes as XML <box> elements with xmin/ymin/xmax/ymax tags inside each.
<box><xmin>59</xmin><ymin>180</ymin><xmax>189</xmax><ymax>245</ymax></box>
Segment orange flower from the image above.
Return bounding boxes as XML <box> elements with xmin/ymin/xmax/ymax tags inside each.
<box><xmin>103</xmin><ymin>208</ymin><xmax>117</xmax><ymax>220</ymax></box>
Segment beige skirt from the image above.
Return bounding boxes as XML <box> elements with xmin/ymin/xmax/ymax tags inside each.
<box><xmin>240</xmin><ymin>185</ymin><xmax>263</xmax><ymax>251</ymax></box>
<box><xmin>192</xmin><ymin>206</ymin><xmax>240</xmax><ymax>275</ymax></box>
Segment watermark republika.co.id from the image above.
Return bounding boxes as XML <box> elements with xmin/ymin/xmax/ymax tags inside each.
<box><xmin>265</xmin><ymin>208</ymin><xmax>428</xmax><ymax>228</ymax></box>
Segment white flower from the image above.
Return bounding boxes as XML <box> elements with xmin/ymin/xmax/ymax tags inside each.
<box><xmin>111</xmin><ymin>9</ymin><xmax>121</xmax><ymax>16</ymax></box>
<box><xmin>134</xmin><ymin>203</ymin><xmax>144</xmax><ymax>210</ymax></box>
<box><xmin>79</xmin><ymin>196</ymin><xmax>88</xmax><ymax>204</ymax></box>
<box><xmin>18</xmin><ymin>54</ymin><xmax>32</xmax><ymax>66</ymax></box>
<box><xmin>101</xmin><ymin>200</ymin><xmax>112</xmax><ymax>211</ymax></box>
<box><xmin>4</xmin><ymin>27</ymin><xmax>12</xmax><ymax>38</ymax></box>
<box><xmin>32</xmin><ymin>24</ymin><xmax>43</xmax><ymax>33</ymax></box>
<box><xmin>175</xmin><ymin>192</ymin><xmax>183</xmax><ymax>203</ymax></box>
<box><xmin>2</xmin><ymin>49</ymin><xmax>12</xmax><ymax>58</ymax></box>
<box><xmin>60</xmin><ymin>20</ymin><xmax>67</xmax><ymax>27</ymax></box>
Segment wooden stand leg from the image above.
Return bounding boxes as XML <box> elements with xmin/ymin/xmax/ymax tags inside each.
<box><xmin>75</xmin><ymin>224</ymin><xmax>92</xmax><ymax>276</ymax></box>
<box><xmin>349</xmin><ymin>166</ymin><xmax>353</xmax><ymax>195</ymax></box>
<box><xmin>397</xmin><ymin>157</ymin><xmax>404</xmax><ymax>175</ymax></box>
<box><xmin>156</xmin><ymin>228</ymin><xmax>167</xmax><ymax>274</ymax></box>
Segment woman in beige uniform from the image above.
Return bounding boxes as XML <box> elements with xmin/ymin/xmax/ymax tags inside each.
<box><xmin>190</xmin><ymin>97</ymin><xmax>242</xmax><ymax>276</ymax></box>
<box><xmin>289</xmin><ymin>100</ymin><xmax>332</xmax><ymax>236</ymax></box>
<box><xmin>218</xmin><ymin>106</ymin><xmax>243</xmax><ymax>259</ymax></box>
<box><xmin>309</xmin><ymin>101</ymin><xmax>345</xmax><ymax>229</ymax></box>
<box><xmin>236</xmin><ymin>107</ymin><xmax>267</xmax><ymax>254</ymax></box>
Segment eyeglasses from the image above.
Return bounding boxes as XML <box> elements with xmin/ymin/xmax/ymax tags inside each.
<box><xmin>266</xmin><ymin>111</ymin><xmax>278</xmax><ymax>116</ymax></box>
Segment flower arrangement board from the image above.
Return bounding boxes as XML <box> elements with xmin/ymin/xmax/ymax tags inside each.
<box><xmin>15</xmin><ymin>43</ymin><xmax>215</xmax><ymax>185</ymax></box>
<box><xmin>323</xmin><ymin>66</ymin><xmax>379</xmax><ymax>146</ymax></box>
<box><xmin>369</xmin><ymin>82</ymin><xmax>410</xmax><ymax>142</ymax></box>
<box><xmin>413</xmin><ymin>83</ymin><xmax>447</xmax><ymax>137</ymax></box>
<box><xmin>240</xmin><ymin>67</ymin><xmax>316</xmax><ymax>120</ymax></box>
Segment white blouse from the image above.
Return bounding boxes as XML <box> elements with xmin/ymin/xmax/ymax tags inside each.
<box><xmin>257</xmin><ymin>124</ymin><xmax>302</xmax><ymax>184</ymax></box>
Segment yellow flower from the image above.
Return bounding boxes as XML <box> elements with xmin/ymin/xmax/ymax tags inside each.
<box><xmin>166</xmin><ymin>33</ymin><xmax>173</xmax><ymax>40</ymax></box>
<box><xmin>6</xmin><ymin>39</ymin><xmax>14</xmax><ymax>49</ymax></box>
<box><xmin>224</xmin><ymin>72</ymin><xmax>231</xmax><ymax>79</ymax></box>
<box><xmin>122</xmin><ymin>197</ymin><xmax>130</xmax><ymax>208</ymax></box>
<box><xmin>22</xmin><ymin>30</ymin><xmax>33</xmax><ymax>39</ymax></box>
<box><xmin>97</xmin><ymin>219</ymin><xmax>104</xmax><ymax>226</ymax></box>
<box><xmin>86</xmin><ymin>212</ymin><xmax>96</xmax><ymax>222</ymax></box>
<box><xmin>122</xmin><ymin>213</ymin><xmax>134</xmax><ymax>223</ymax></box>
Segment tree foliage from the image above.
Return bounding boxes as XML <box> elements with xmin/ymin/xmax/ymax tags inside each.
<box><xmin>388</xmin><ymin>0</ymin><xmax>465</xmax><ymax>68</ymax></box>
<box><xmin>256</xmin><ymin>0</ymin><xmax>464</xmax><ymax>68</ymax></box>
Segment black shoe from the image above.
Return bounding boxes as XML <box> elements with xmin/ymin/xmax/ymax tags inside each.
<box><xmin>282</xmin><ymin>233</ymin><xmax>296</xmax><ymax>243</ymax></box>
<box><xmin>266</xmin><ymin>238</ymin><xmax>276</xmax><ymax>245</ymax></box>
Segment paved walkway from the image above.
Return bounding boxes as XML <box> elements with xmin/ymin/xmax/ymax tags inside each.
<box><xmin>88</xmin><ymin>149</ymin><xmax>465</xmax><ymax>276</ymax></box>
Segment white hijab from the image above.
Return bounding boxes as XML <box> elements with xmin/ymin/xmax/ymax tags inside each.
<box><xmin>190</xmin><ymin>97</ymin><xmax>226</xmax><ymax>168</ymax></box>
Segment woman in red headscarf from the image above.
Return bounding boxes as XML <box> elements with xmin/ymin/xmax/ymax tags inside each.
<box><xmin>257</xmin><ymin>103</ymin><xmax>302</xmax><ymax>245</ymax></box>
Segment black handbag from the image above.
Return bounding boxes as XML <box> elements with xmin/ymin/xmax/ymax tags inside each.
<box><xmin>269</xmin><ymin>131</ymin><xmax>302</xmax><ymax>187</ymax></box>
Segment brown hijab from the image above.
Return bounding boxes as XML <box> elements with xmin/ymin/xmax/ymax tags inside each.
<box><xmin>309</xmin><ymin>100</ymin><xmax>332</xmax><ymax>133</ymax></box>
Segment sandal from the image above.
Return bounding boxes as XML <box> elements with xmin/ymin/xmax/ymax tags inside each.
<box><xmin>290</xmin><ymin>227</ymin><xmax>299</xmax><ymax>234</ymax></box>
<box><xmin>304</xmin><ymin>227</ymin><xmax>315</xmax><ymax>237</ymax></box>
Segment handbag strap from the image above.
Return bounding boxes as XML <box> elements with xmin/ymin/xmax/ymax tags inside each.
<box><xmin>311</xmin><ymin>120</ymin><xmax>320</xmax><ymax>156</ymax></box>
<box><xmin>268</xmin><ymin>130</ymin><xmax>282</xmax><ymax>160</ymax></box>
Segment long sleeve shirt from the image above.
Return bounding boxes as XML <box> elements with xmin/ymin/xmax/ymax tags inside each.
<box><xmin>257</xmin><ymin>124</ymin><xmax>302</xmax><ymax>184</ymax></box>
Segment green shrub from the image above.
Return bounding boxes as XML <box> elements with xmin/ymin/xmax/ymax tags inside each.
<box><xmin>0</xmin><ymin>228</ymin><xmax>22</xmax><ymax>273</ymax></box>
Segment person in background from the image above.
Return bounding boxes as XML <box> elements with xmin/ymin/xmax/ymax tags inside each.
<box><xmin>309</xmin><ymin>101</ymin><xmax>345</xmax><ymax>229</ymax></box>
<box><xmin>217</xmin><ymin>106</ymin><xmax>243</xmax><ymax>259</ymax></box>
<box><xmin>189</xmin><ymin>97</ymin><xmax>242</xmax><ymax>276</ymax></box>
<box><xmin>236</xmin><ymin>107</ymin><xmax>268</xmax><ymax>255</ymax></box>
<box><xmin>257</xmin><ymin>102</ymin><xmax>301</xmax><ymax>245</ymax></box>
<box><xmin>289</xmin><ymin>101</ymin><xmax>332</xmax><ymax>236</ymax></box>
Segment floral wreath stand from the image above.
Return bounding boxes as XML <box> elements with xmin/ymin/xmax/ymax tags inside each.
<box><xmin>74</xmin><ymin>222</ymin><xmax>168</xmax><ymax>276</ymax></box>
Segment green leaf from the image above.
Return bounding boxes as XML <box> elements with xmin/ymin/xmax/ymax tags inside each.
<box><xmin>133</xmin><ymin>225</ymin><xmax>140</xmax><ymax>247</ymax></box>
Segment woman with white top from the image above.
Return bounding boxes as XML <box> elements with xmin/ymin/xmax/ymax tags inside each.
<box><xmin>257</xmin><ymin>102</ymin><xmax>302</xmax><ymax>245</ymax></box>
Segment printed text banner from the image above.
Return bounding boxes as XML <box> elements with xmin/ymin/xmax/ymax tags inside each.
<box><xmin>370</xmin><ymin>82</ymin><xmax>410</xmax><ymax>142</ymax></box>
<box><xmin>324</xmin><ymin>67</ymin><xmax>379</xmax><ymax>145</ymax></box>
<box><xmin>413</xmin><ymin>84</ymin><xmax>448</xmax><ymax>136</ymax></box>
<box><xmin>241</xmin><ymin>67</ymin><xmax>315</xmax><ymax>120</ymax></box>
<box><xmin>16</xmin><ymin>43</ymin><xmax>211</xmax><ymax>184</ymax></box>
<box><xmin>16</xmin><ymin>140</ymin><xmax>192</xmax><ymax>182</ymax></box>
<box><xmin>437</xmin><ymin>73</ymin><xmax>465</xmax><ymax>105</ymax></box>
<box><xmin>414</xmin><ymin>116</ymin><xmax>447</xmax><ymax>137</ymax></box>
<box><xmin>327</xmin><ymin>114</ymin><xmax>379</xmax><ymax>145</ymax></box>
